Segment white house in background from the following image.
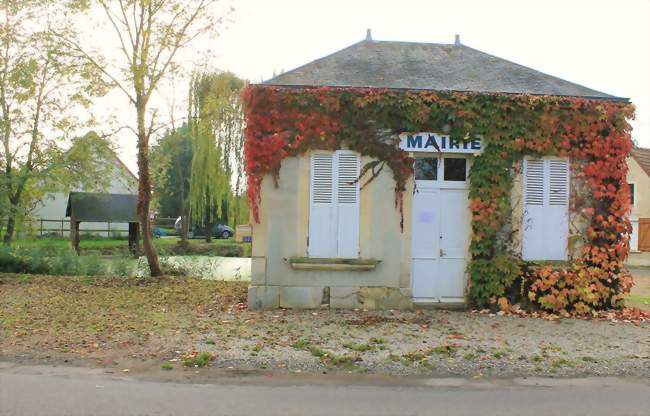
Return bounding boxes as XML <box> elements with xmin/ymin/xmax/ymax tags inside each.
<box><xmin>627</xmin><ymin>147</ymin><xmax>650</xmax><ymax>266</ymax></box>
<box><xmin>32</xmin><ymin>149</ymin><xmax>137</xmax><ymax>237</ymax></box>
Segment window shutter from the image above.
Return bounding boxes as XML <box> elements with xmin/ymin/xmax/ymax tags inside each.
<box><xmin>336</xmin><ymin>151</ymin><xmax>360</xmax><ymax>258</ymax></box>
<box><xmin>522</xmin><ymin>158</ymin><xmax>569</xmax><ymax>260</ymax></box>
<box><xmin>524</xmin><ymin>159</ymin><xmax>544</xmax><ymax>206</ymax></box>
<box><xmin>308</xmin><ymin>154</ymin><xmax>337</xmax><ymax>257</ymax></box>
<box><xmin>548</xmin><ymin>159</ymin><xmax>569</xmax><ymax>206</ymax></box>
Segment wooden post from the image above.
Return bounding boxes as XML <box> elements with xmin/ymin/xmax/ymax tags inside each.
<box><xmin>70</xmin><ymin>217</ymin><xmax>81</xmax><ymax>254</ymax></box>
<box><xmin>107</xmin><ymin>220</ymin><xmax>111</xmax><ymax>238</ymax></box>
<box><xmin>40</xmin><ymin>218</ymin><xmax>43</xmax><ymax>237</ymax></box>
<box><xmin>128</xmin><ymin>222</ymin><xmax>140</xmax><ymax>255</ymax></box>
<box><xmin>61</xmin><ymin>219</ymin><xmax>64</xmax><ymax>237</ymax></box>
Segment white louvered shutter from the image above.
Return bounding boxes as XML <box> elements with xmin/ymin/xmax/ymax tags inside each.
<box><xmin>309</xmin><ymin>153</ymin><xmax>337</xmax><ymax>257</ymax></box>
<box><xmin>545</xmin><ymin>159</ymin><xmax>569</xmax><ymax>259</ymax></box>
<box><xmin>336</xmin><ymin>151</ymin><xmax>360</xmax><ymax>258</ymax></box>
<box><xmin>524</xmin><ymin>159</ymin><xmax>544</xmax><ymax>206</ymax></box>
<box><xmin>522</xmin><ymin>158</ymin><xmax>569</xmax><ymax>260</ymax></box>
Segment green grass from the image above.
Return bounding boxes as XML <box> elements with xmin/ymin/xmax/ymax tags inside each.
<box><xmin>11</xmin><ymin>236</ymin><xmax>251</xmax><ymax>257</ymax></box>
<box><xmin>183</xmin><ymin>352</ymin><xmax>213</xmax><ymax>368</ymax></box>
<box><xmin>292</xmin><ymin>338</ymin><xmax>309</xmax><ymax>350</ymax></box>
<box><xmin>13</xmin><ymin>237</ymin><xmax>177</xmax><ymax>250</ymax></box>
<box><xmin>343</xmin><ymin>342</ymin><xmax>373</xmax><ymax>352</ymax></box>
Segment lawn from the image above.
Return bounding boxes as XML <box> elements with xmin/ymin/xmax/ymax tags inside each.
<box><xmin>628</xmin><ymin>268</ymin><xmax>650</xmax><ymax>311</ymax></box>
<box><xmin>11</xmin><ymin>236</ymin><xmax>251</xmax><ymax>257</ymax></box>
<box><xmin>14</xmin><ymin>236</ymin><xmax>176</xmax><ymax>250</ymax></box>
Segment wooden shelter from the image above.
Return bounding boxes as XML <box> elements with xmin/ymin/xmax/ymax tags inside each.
<box><xmin>65</xmin><ymin>192</ymin><xmax>139</xmax><ymax>253</ymax></box>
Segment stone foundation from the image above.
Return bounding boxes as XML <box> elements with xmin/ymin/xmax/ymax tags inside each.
<box><xmin>248</xmin><ymin>285</ymin><xmax>413</xmax><ymax>310</ymax></box>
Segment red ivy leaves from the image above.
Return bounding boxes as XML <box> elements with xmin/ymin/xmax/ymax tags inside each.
<box><xmin>243</xmin><ymin>85</ymin><xmax>635</xmax><ymax>312</ymax></box>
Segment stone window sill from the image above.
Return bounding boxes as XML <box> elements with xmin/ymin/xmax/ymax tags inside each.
<box><xmin>286</xmin><ymin>257</ymin><xmax>380</xmax><ymax>271</ymax></box>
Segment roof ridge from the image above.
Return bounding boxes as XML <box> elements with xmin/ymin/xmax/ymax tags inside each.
<box><xmin>262</xmin><ymin>38</ymin><xmax>626</xmax><ymax>100</ymax></box>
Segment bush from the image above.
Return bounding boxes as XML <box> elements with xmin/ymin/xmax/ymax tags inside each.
<box><xmin>0</xmin><ymin>247</ymin><xmax>52</xmax><ymax>274</ymax></box>
<box><xmin>213</xmin><ymin>244</ymin><xmax>244</xmax><ymax>257</ymax></box>
<box><xmin>522</xmin><ymin>263</ymin><xmax>632</xmax><ymax>314</ymax></box>
<box><xmin>0</xmin><ymin>246</ymin><xmax>32</xmax><ymax>273</ymax></box>
<box><xmin>0</xmin><ymin>245</ymin><xmax>112</xmax><ymax>277</ymax></box>
<box><xmin>81</xmin><ymin>254</ymin><xmax>107</xmax><ymax>276</ymax></box>
<box><xmin>111</xmin><ymin>257</ymin><xmax>135</xmax><ymax>277</ymax></box>
<box><xmin>467</xmin><ymin>255</ymin><xmax>521</xmax><ymax>308</ymax></box>
<box><xmin>49</xmin><ymin>249</ymin><xmax>83</xmax><ymax>275</ymax></box>
<box><xmin>168</xmin><ymin>241</ymin><xmax>245</xmax><ymax>257</ymax></box>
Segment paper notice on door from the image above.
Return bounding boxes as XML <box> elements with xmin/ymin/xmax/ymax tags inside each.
<box><xmin>418</xmin><ymin>211</ymin><xmax>434</xmax><ymax>223</ymax></box>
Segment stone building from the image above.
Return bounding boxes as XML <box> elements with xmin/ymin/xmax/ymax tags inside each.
<box><xmin>245</xmin><ymin>33</ymin><xmax>632</xmax><ymax>309</ymax></box>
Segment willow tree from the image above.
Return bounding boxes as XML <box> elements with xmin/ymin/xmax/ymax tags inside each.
<box><xmin>188</xmin><ymin>71</ymin><xmax>245</xmax><ymax>242</ymax></box>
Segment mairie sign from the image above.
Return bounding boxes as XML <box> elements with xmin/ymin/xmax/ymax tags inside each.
<box><xmin>399</xmin><ymin>133</ymin><xmax>482</xmax><ymax>154</ymax></box>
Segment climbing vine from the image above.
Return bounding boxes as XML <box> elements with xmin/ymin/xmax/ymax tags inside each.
<box><xmin>243</xmin><ymin>85</ymin><xmax>635</xmax><ymax>314</ymax></box>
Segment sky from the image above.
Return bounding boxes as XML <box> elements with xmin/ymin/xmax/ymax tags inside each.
<box><xmin>100</xmin><ymin>0</ymin><xmax>650</xmax><ymax>172</ymax></box>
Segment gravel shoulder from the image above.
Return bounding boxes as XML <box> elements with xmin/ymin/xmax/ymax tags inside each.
<box><xmin>1</xmin><ymin>274</ymin><xmax>648</xmax><ymax>378</ymax></box>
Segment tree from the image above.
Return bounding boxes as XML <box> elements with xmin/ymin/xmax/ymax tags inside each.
<box><xmin>188</xmin><ymin>71</ymin><xmax>246</xmax><ymax>242</ymax></box>
<box><xmin>63</xmin><ymin>0</ymin><xmax>222</xmax><ymax>275</ymax></box>
<box><xmin>151</xmin><ymin>124</ymin><xmax>192</xmax><ymax>240</ymax></box>
<box><xmin>0</xmin><ymin>0</ymin><xmax>107</xmax><ymax>244</ymax></box>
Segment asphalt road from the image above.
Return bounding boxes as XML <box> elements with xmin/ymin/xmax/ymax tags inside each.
<box><xmin>1</xmin><ymin>366</ymin><xmax>649</xmax><ymax>416</ymax></box>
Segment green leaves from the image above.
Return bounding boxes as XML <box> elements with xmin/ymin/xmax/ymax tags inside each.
<box><xmin>189</xmin><ymin>71</ymin><xmax>246</xmax><ymax>227</ymax></box>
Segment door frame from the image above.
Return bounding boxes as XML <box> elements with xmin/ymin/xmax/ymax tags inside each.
<box><xmin>410</xmin><ymin>153</ymin><xmax>472</xmax><ymax>303</ymax></box>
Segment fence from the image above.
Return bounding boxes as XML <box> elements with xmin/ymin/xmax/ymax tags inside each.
<box><xmin>1</xmin><ymin>217</ymin><xmax>180</xmax><ymax>238</ymax></box>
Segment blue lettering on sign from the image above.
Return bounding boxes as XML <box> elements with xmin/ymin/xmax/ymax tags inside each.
<box><xmin>407</xmin><ymin>135</ymin><xmax>422</xmax><ymax>148</ymax></box>
<box><xmin>401</xmin><ymin>133</ymin><xmax>482</xmax><ymax>153</ymax></box>
<box><xmin>426</xmin><ymin>135</ymin><xmax>441</xmax><ymax>151</ymax></box>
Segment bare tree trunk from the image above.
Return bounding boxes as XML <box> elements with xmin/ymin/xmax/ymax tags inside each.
<box><xmin>2</xmin><ymin>213</ymin><xmax>15</xmax><ymax>245</ymax></box>
<box><xmin>178</xmin><ymin>187</ymin><xmax>187</xmax><ymax>243</ymax></box>
<box><xmin>2</xmin><ymin>192</ymin><xmax>20</xmax><ymax>245</ymax></box>
<box><xmin>136</xmin><ymin>99</ymin><xmax>162</xmax><ymax>276</ymax></box>
<box><xmin>205</xmin><ymin>217</ymin><xmax>212</xmax><ymax>243</ymax></box>
<box><xmin>176</xmin><ymin>160</ymin><xmax>188</xmax><ymax>243</ymax></box>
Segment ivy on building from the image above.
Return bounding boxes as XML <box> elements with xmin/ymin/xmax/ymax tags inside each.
<box><xmin>243</xmin><ymin>85</ymin><xmax>635</xmax><ymax>314</ymax></box>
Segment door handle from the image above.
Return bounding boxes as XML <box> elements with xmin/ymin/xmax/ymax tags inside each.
<box><xmin>439</xmin><ymin>248</ymin><xmax>445</xmax><ymax>257</ymax></box>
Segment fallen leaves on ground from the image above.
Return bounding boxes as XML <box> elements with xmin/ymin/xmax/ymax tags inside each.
<box><xmin>475</xmin><ymin>304</ymin><xmax>650</xmax><ymax>325</ymax></box>
<box><xmin>2</xmin><ymin>274</ymin><xmax>648</xmax><ymax>378</ymax></box>
<box><xmin>0</xmin><ymin>273</ymin><xmax>247</xmax><ymax>355</ymax></box>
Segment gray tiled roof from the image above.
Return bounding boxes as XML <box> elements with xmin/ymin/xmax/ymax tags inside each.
<box><xmin>264</xmin><ymin>40</ymin><xmax>624</xmax><ymax>100</ymax></box>
<box><xmin>66</xmin><ymin>192</ymin><xmax>138</xmax><ymax>222</ymax></box>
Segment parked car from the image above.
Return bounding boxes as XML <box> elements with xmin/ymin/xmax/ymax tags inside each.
<box><xmin>174</xmin><ymin>217</ymin><xmax>234</xmax><ymax>239</ymax></box>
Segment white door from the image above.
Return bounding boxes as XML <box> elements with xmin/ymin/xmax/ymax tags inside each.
<box><xmin>438</xmin><ymin>189</ymin><xmax>470</xmax><ymax>300</ymax></box>
<box><xmin>411</xmin><ymin>156</ymin><xmax>470</xmax><ymax>302</ymax></box>
<box><xmin>411</xmin><ymin>187</ymin><xmax>440</xmax><ymax>299</ymax></box>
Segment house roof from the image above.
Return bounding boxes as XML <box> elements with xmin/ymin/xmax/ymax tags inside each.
<box><xmin>264</xmin><ymin>38</ymin><xmax>625</xmax><ymax>100</ymax></box>
<box><xmin>66</xmin><ymin>192</ymin><xmax>138</xmax><ymax>222</ymax></box>
<box><xmin>631</xmin><ymin>147</ymin><xmax>650</xmax><ymax>178</ymax></box>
